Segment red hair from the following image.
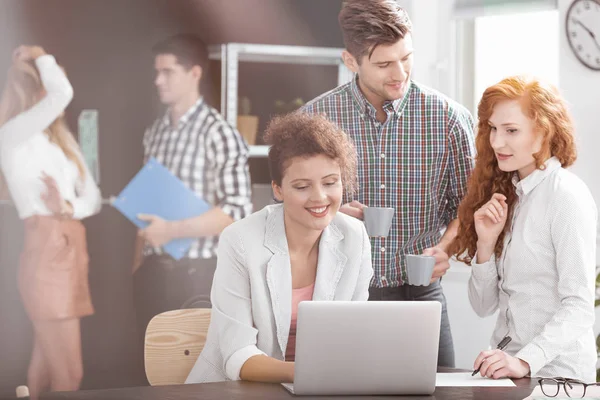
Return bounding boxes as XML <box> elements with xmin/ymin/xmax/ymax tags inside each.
<box><xmin>451</xmin><ymin>76</ymin><xmax>576</xmax><ymax>264</ymax></box>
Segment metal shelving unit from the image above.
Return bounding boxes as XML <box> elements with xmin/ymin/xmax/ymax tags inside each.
<box><xmin>208</xmin><ymin>43</ymin><xmax>353</xmax><ymax>158</ymax></box>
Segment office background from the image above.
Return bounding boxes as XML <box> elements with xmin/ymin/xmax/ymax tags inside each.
<box><xmin>0</xmin><ymin>0</ymin><xmax>598</xmax><ymax>397</ymax></box>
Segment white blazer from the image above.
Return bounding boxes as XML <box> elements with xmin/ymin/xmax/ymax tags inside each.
<box><xmin>185</xmin><ymin>204</ymin><xmax>373</xmax><ymax>383</ymax></box>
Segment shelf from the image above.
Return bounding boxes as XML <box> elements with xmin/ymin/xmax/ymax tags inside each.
<box><xmin>207</xmin><ymin>43</ymin><xmax>353</xmax><ymax>128</ymax></box>
<box><xmin>208</xmin><ymin>43</ymin><xmax>347</xmax><ymax>66</ymax></box>
<box><xmin>249</xmin><ymin>145</ymin><xmax>269</xmax><ymax>158</ymax></box>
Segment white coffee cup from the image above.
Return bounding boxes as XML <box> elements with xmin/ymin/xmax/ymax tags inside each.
<box><xmin>405</xmin><ymin>255</ymin><xmax>435</xmax><ymax>286</ymax></box>
<box><xmin>363</xmin><ymin>207</ymin><xmax>394</xmax><ymax>237</ymax></box>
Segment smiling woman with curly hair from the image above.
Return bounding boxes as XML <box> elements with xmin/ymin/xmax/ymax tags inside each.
<box><xmin>186</xmin><ymin>112</ymin><xmax>373</xmax><ymax>385</ymax></box>
<box><xmin>451</xmin><ymin>76</ymin><xmax>597</xmax><ymax>382</ymax></box>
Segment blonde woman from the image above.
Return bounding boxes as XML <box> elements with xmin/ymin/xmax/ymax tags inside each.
<box><xmin>0</xmin><ymin>46</ymin><xmax>101</xmax><ymax>399</ymax></box>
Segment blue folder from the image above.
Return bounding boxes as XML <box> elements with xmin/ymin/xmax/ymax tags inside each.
<box><xmin>112</xmin><ymin>157</ymin><xmax>211</xmax><ymax>260</ymax></box>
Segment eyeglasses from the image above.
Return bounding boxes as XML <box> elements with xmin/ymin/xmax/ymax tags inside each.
<box><xmin>538</xmin><ymin>377</ymin><xmax>600</xmax><ymax>398</ymax></box>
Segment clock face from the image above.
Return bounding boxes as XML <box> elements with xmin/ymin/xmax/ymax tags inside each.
<box><xmin>566</xmin><ymin>0</ymin><xmax>600</xmax><ymax>70</ymax></box>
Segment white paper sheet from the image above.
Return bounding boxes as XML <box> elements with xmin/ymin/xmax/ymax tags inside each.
<box><xmin>436</xmin><ymin>372</ymin><xmax>516</xmax><ymax>387</ymax></box>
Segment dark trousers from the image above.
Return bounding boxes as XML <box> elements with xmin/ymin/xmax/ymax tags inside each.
<box><xmin>369</xmin><ymin>279</ymin><xmax>455</xmax><ymax>368</ymax></box>
<box><xmin>133</xmin><ymin>255</ymin><xmax>217</xmax><ymax>339</ymax></box>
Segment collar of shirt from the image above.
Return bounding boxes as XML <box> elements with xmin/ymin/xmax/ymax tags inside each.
<box><xmin>511</xmin><ymin>156</ymin><xmax>562</xmax><ymax>197</ymax></box>
<box><xmin>349</xmin><ymin>75</ymin><xmax>412</xmax><ymax>120</ymax></box>
<box><xmin>160</xmin><ymin>97</ymin><xmax>205</xmax><ymax>129</ymax></box>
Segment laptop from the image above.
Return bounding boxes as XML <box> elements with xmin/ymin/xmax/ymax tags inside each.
<box><xmin>282</xmin><ymin>301</ymin><xmax>441</xmax><ymax>396</ymax></box>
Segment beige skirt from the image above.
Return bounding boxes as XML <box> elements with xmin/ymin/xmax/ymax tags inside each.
<box><xmin>18</xmin><ymin>216</ymin><xmax>94</xmax><ymax>321</ymax></box>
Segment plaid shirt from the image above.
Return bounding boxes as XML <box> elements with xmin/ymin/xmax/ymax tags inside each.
<box><xmin>303</xmin><ymin>78</ymin><xmax>475</xmax><ymax>287</ymax></box>
<box><xmin>143</xmin><ymin>98</ymin><xmax>252</xmax><ymax>259</ymax></box>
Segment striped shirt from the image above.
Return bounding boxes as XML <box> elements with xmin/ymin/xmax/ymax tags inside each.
<box><xmin>143</xmin><ymin>98</ymin><xmax>252</xmax><ymax>259</ymax></box>
<box><xmin>303</xmin><ymin>78</ymin><xmax>475</xmax><ymax>287</ymax></box>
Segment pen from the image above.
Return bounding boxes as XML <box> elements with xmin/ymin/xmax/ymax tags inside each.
<box><xmin>472</xmin><ymin>336</ymin><xmax>512</xmax><ymax>376</ymax></box>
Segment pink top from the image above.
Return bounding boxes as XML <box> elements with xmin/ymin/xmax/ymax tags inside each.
<box><xmin>285</xmin><ymin>282</ymin><xmax>315</xmax><ymax>362</ymax></box>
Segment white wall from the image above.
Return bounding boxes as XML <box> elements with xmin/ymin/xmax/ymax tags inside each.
<box><xmin>409</xmin><ymin>0</ymin><xmax>456</xmax><ymax>96</ymax></box>
<box><xmin>441</xmin><ymin>264</ymin><xmax>498</xmax><ymax>369</ymax></box>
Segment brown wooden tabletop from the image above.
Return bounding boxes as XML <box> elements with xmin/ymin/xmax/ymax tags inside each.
<box><xmin>42</xmin><ymin>369</ymin><xmax>538</xmax><ymax>400</ymax></box>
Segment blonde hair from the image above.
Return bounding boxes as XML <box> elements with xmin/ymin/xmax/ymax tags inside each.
<box><xmin>0</xmin><ymin>59</ymin><xmax>85</xmax><ymax>196</ymax></box>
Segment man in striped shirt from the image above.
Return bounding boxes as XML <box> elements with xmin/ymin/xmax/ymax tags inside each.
<box><xmin>303</xmin><ymin>0</ymin><xmax>475</xmax><ymax>367</ymax></box>
<box><xmin>132</xmin><ymin>34</ymin><xmax>252</xmax><ymax>343</ymax></box>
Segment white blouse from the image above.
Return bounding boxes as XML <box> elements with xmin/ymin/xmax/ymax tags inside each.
<box><xmin>469</xmin><ymin>157</ymin><xmax>597</xmax><ymax>382</ymax></box>
<box><xmin>0</xmin><ymin>55</ymin><xmax>101</xmax><ymax>220</ymax></box>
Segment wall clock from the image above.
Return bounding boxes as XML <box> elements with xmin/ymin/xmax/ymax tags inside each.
<box><xmin>566</xmin><ymin>0</ymin><xmax>600</xmax><ymax>71</ymax></box>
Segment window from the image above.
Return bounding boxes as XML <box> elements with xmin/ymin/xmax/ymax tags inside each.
<box><xmin>454</xmin><ymin>6</ymin><xmax>559</xmax><ymax>114</ymax></box>
<box><xmin>473</xmin><ymin>10</ymin><xmax>559</xmax><ymax>111</ymax></box>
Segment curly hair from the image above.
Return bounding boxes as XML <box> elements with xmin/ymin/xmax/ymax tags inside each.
<box><xmin>451</xmin><ymin>76</ymin><xmax>577</xmax><ymax>264</ymax></box>
<box><xmin>264</xmin><ymin>112</ymin><xmax>358</xmax><ymax>195</ymax></box>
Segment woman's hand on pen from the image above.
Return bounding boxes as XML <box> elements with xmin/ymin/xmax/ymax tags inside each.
<box><xmin>473</xmin><ymin>349</ymin><xmax>530</xmax><ymax>379</ymax></box>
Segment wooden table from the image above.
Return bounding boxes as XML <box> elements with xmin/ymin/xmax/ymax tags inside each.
<box><xmin>43</xmin><ymin>371</ymin><xmax>538</xmax><ymax>400</ymax></box>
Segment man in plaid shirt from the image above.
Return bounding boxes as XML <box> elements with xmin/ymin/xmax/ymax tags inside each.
<box><xmin>303</xmin><ymin>0</ymin><xmax>475</xmax><ymax>367</ymax></box>
<box><xmin>132</xmin><ymin>35</ymin><xmax>252</xmax><ymax>345</ymax></box>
